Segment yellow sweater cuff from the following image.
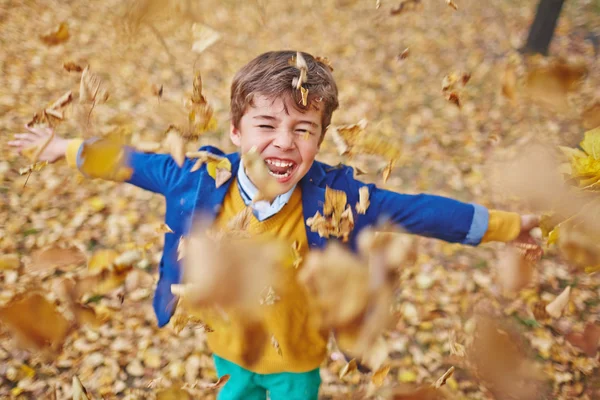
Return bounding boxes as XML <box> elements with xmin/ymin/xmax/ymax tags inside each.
<box><xmin>481</xmin><ymin>210</ymin><xmax>521</xmax><ymax>243</ymax></box>
<box><xmin>65</xmin><ymin>139</ymin><xmax>84</xmax><ymax>168</ymax></box>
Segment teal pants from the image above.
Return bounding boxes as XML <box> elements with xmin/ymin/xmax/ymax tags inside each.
<box><xmin>213</xmin><ymin>354</ymin><xmax>321</xmax><ymax>400</ymax></box>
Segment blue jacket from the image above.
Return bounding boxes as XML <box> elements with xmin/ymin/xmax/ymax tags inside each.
<box><xmin>84</xmin><ymin>145</ymin><xmax>489</xmax><ymax>327</ymax></box>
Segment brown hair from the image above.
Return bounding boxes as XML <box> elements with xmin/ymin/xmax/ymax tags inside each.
<box><xmin>230</xmin><ymin>51</ymin><xmax>339</xmax><ymax>138</ymax></box>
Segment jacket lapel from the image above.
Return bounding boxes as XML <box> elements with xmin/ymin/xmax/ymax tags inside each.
<box><xmin>300</xmin><ymin>161</ymin><xmax>328</xmax><ymax>249</ymax></box>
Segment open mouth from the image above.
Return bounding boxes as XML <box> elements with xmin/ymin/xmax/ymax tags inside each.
<box><xmin>265</xmin><ymin>158</ymin><xmax>298</xmax><ymax>181</ymax></box>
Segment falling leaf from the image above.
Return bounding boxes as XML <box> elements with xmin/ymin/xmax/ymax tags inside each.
<box><xmin>565</xmin><ymin>322</ymin><xmax>600</xmax><ymax>357</ymax></box>
<box><xmin>307</xmin><ymin>187</ymin><xmax>355</xmax><ymax>241</ymax></box>
<box><xmin>390</xmin><ymin>0</ymin><xmax>423</xmax><ymax>15</ymax></box>
<box><xmin>79</xmin><ymin>66</ymin><xmax>110</xmax><ymax>104</ymax></box>
<box><xmin>398</xmin><ymin>48</ymin><xmax>410</xmax><ymax>60</ymax></box>
<box><xmin>88</xmin><ymin>249</ymin><xmax>119</xmax><ymax>273</ymax></box>
<box><xmin>63</xmin><ymin>61</ymin><xmax>83</xmax><ymax>72</ymax></box>
<box><xmin>525</xmin><ymin>59</ymin><xmax>587</xmax><ymax>112</ymax></box>
<box><xmin>371</xmin><ymin>364</ymin><xmax>391</xmax><ymax>387</ymax></box>
<box><xmin>72</xmin><ymin>376</ymin><xmax>91</xmax><ymax>400</ymax></box>
<box><xmin>496</xmin><ymin>246</ymin><xmax>534</xmax><ymax>293</ymax></box>
<box><xmin>290</xmin><ymin>240</ymin><xmax>303</xmax><ymax>268</ymax></box>
<box><xmin>293</xmin><ymin>51</ymin><xmax>308</xmax><ymax>90</ymax></box>
<box><xmin>209</xmin><ymin>374</ymin><xmax>230</xmax><ymax>390</ymax></box>
<box><xmin>151</xmin><ymin>84</ymin><xmax>164</xmax><ymax>98</ymax></box>
<box><xmin>271</xmin><ymin>335</ymin><xmax>283</xmax><ymax>356</ymax></box>
<box><xmin>0</xmin><ymin>293</ymin><xmax>72</xmax><ymax>350</ymax></box>
<box><xmin>30</xmin><ymin>245</ymin><xmax>87</xmax><ymax>273</ymax></box>
<box><xmin>434</xmin><ymin>366</ymin><xmax>455</xmax><ymax>388</ymax></box>
<box><xmin>164</xmin><ymin>127</ymin><xmax>186</xmax><ymax>167</ymax></box>
<box><xmin>446</xmin><ymin>0</ymin><xmax>458</xmax><ymax>10</ymax></box>
<box><xmin>447</xmin><ymin>92</ymin><xmax>461</xmax><ymax>108</ymax></box>
<box><xmin>502</xmin><ymin>62</ymin><xmax>517</xmax><ymax>101</ymax></box>
<box><xmin>157</xmin><ymin>223</ymin><xmax>174</xmax><ymax>234</ymax></box>
<box><xmin>40</xmin><ymin>22</ymin><xmax>69</xmax><ymax>45</ymax></box>
<box><xmin>191</xmin><ymin>23</ymin><xmax>221</xmax><ymax>54</ymax></box>
<box><xmin>545</xmin><ymin>286</ymin><xmax>571</xmax><ymax>318</ymax></box>
<box><xmin>259</xmin><ymin>286</ymin><xmax>280</xmax><ymax>305</ymax></box>
<box><xmin>215</xmin><ymin>167</ymin><xmax>232</xmax><ymax>188</ymax></box>
<box><xmin>315</xmin><ymin>55</ymin><xmax>334</xmax><ymax>71</ymax></box>
<box><xmin>226</xmin><ymin>207</ymin><xmax>253</xmax><ymax>235</ymax></box>
<box><xmin>300</xmin><ymin>86</ymin><xmax>309</xmax><ymax>106</ymax></box>
<box><xmin>382</xmin><ymin>160</ymin><xmax>395</xmax><ymax>183</ymax></box>
<box><xmin>177</xmin><ymin>236</ymin><xmax>186</xmax><ymax>261</ymax></box>
<box><xmin>339</xmin><ymin>359</ymin><xmax>357</xmax><ymax>379</ymax></box>
<box><xmin>243</xmin><ymin>147</ymin><xmax>281</xmax><ymax>201</ymax></box>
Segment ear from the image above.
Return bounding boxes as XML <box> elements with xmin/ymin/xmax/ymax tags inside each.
<box><xmin>230</xmin><ymin>121</ymin><xmax>242</xmax><ymax>147</ymax></box>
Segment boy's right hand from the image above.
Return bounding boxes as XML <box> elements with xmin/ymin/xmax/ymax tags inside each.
<box><xmin>8</xmin><ymin>125</ymin><xmax>69</xmax><ymax>163</ymax></box>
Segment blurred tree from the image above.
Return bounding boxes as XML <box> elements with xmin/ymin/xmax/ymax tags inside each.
<box><xmin>522</xmin><ymin>0</ymin><xmax>565</xmax><ymax>55</ymax></box>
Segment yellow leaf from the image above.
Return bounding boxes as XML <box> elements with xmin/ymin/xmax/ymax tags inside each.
<box><xmin>372</xmin><ymin>364</ymin><xmax>391</xmax><ymax>387</ymax></box>
<box><xmin>398</xmin><ymin>369</ymin><xmax>417</xmax><ymax>383</ymax></box>
<box><xmin>580</xmin><ymin>127</ymin><xmax>600</xmax><ymax>160</ymax></box>
<box><xmin>0</xmin><ymin>293</ymin><xmax>72</xmax><ymax>350</ymax></box>
<box><xmin>0</xmin><ymin>255</ymin><xmax>19</xmax><ymax>270</ymax></box>
<box><xmin>40</xmin><ymin>22</ymin><xmax>69</xmax><ymax>45</ymax></box>
<box><xmin>191</xmin><ymin>23</ymin><xmax>221</xmax><ymax>54</ymax></box>
<box><xmin>207</xmin><ymin>158</ymin><xmax>232</xmax><ymax>180</ymax></box>
<box><xmin>300</xmin><ymin>86</ymin><xmax>308</xmax><ymax>106</ymax></box>
<box><xmin>324</xmin><ymin>186</ymin><xmax>347</xmax><ymax>217</ymax></box>
<box><xmin>339</xmin><ymin>359</ymin><xmax>357</xmax><ymax>379</ymax></box>
<box><xmin>72</xmin><ymin>376</ymin><xmax>91</xmax><ymax>400</ymax></box>
<box><xmin>88</xmin><ymin>249</ymin><xmax>119</xmax><ymax>273</ymax></box>
<box><xmin>79</xmin><ymin>66</ymin><xmax>109</xmax><ymax>104</ymax></box>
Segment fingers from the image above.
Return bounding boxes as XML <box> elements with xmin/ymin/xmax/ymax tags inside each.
<box><xmin>8</xmin><ymin>133</ymin><xmax>37</xmax><ymax>149</ymax></box>
<box><xmin>24</xmin><ymin>124</ymin><xmax>53</xmax><ymax>137</ymax></box>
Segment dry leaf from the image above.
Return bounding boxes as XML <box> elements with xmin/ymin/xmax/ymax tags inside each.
<box><xmin>157</xmin><ymin>223</ymin><xmax>174</xmax><ymax>234</ymax></box>
<box><xmin>40</xmin><ymin>22</ymin><xmax>69</xmax><ymax>45</ymax></box>
<box><xmin>390</xmin><ymin>0</ymin><xmax>423</xmax><ymax>15</ymax></box>
<box><xmin>434</xmin><ymin>366</ymin><xmax>454</xmax><ymax>388</ymax></box>
<box><xmin>339</xmin><ymin>358</ymin><xmax>357</xmax><ymax>379</ymax></box>
<box><xmin>243</xmin><ymin>147</ymin><xmax>281</xmax><ymax>201</ymax></box>
<box><xmin>294</xmin><ymin>51</ymin><xmax>308</xmax><ymax>90</ymax></box>
<box><xmin>525</xmin><ymin>59</ymin><xmax>587</xmax><ymax>112</ymax></box>
<box><xmin>192</xmin><ymin>23</ymin><xmax>221</xmax><ymax>54</ymax></box>
<box><xmin>0</xmin><ymin>293</ymin><xmax>72</xmax><ymax>350</ymax></box>
<box><xmin>79</xmin><ymin>66</ymin><xmax>110</xmax><ymax>104</ymax></box>
<box><xmin>30</xmin><ymin>245</ymin><xmax>87</xmax><ymax>273</ymax></box>
<box><xmin>300</xmin><ymin>86</ymin><xmax>309</xmax><ymax>106</ymax></box>
<box><xmin>72</xmin><ymin>376</ymin><xmax>91</xmax><ymax>400</ymax></box>
<box><xmin>63</xmin><ymin>61</ymin><xmax>83</xmax><ymax>72</ymax></box>
<box><xmin>496</xmin><ymin>246</ymin><xmax>534</xmax><ymax>293</ymax></box>
<box><xmin>215</xmin><ymin>167</ymin><xmax>232</xmax><ymax>188</ymax></box>
<box><xmin>502</xmin><ymin>62</ymin><xmax>517</xmax><ymax>101</ymax></box>
<box><xmin>398</xmin><ymin>48</ymin><xmax>410</xmax><ymax>60</ymax></box>
<box><xmin>447</xmin><ymin>92</ymin><xmax>461</xmax><ymax>108</ymax></box>
<box><xmin>545</xmin><ymin>286</ymin><xmax>571</xmax><ymax>318</ymax></box>
<box><xmin>151</xmin><ymin>84</ymin><xmax>164</xmax><ymax>98</ymax></box>
<box><xmin>315</xmin><ymin>55</ymin><xmax>334</xmax><ymax>71</ymax></box>
<box><xmin>565</xmin><ymin>322</ymin><xmax>600</xmax><ymax>357</ymax></box>
<box><xmin>582</xmin><ymin>102</ymin><xmax>600</xmax><ymax>130</ymax></box>
<box><xmin>446</xmin><ymin>0</ymin><xmax>458</xmax><ymax>11</ymax></box>
<box><xmin>209</xmin><ymin>374</ymin><xmax>230</xmax><ymax>390</ymax></box>
<box><xmin>0</xmin><ymin>254</ymin><xmax>19</xmax><ymax>270</ymax></box>
<box><xmin>371</xmin><ymin>364</ymin><xmax>391</xmax><ymax>387</ymax></box>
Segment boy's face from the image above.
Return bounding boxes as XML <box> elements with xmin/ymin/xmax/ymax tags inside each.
<box><xmin>230</xmin><ymin>94</ymin><xmax>323</xmax><ymax>195</ymax></box>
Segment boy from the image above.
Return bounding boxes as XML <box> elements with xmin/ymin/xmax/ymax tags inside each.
<box><xmin>10</xmin><ymin>51</ymin><xmax>539</xmax><ymax>400</ymax></box>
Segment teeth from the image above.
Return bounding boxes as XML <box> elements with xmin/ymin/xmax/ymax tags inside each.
<box><xmin>266</xmin><ymin>159</ymin><xmax>294</xmax><ymax>168</ymax></box>
<box><xmin>268</xmin><ymin>169</ymin><xmax>292</xmax><ymax>178</ymax></box>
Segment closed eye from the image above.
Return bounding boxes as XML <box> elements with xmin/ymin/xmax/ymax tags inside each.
<box><xmin>295</xmin><ymin>129</ymin><xmax>312</xmax><ymax>134</ymax></box>
<box><xmin>258</xmin><ymin>125</ymin><xmax>275</xmax><ymax>129</ymax></box>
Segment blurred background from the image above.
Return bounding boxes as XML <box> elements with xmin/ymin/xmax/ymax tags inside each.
<box><xmin>0</xmin><ymin>0</ymin><xmax>599</xmax><ymax>398</ymax></box>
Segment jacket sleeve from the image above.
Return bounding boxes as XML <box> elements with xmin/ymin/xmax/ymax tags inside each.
<box><xmin>360</xmin><ymin>183</ymin><xmax>521</xmax><ymax>245</ymax></box>
<box><xmin>65</xmin><ymin>138</ymin><xmax>189</xmax><ymax>196</ymax></box>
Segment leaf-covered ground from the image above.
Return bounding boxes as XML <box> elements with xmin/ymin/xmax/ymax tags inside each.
<box><xmin>1</xmin><ymin>0</ymin><xmax>599</xmax><ymax>399</ymax></box>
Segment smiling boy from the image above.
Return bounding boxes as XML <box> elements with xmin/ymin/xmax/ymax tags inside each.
<box><xmin>10</xmin><ymin>51</ymin><xmax>539</xmax><ymax>400</ymax></box>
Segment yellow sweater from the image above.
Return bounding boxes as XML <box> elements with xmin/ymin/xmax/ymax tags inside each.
<box><xmin>205</xmin><ymin>180</ymin><xmax>328</xmax><ymax>373</ymax></box>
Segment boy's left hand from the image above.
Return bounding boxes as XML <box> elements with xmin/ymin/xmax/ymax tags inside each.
<box><xmin>512</xmin><ymin>214</ymin><xmax>543</xmax><ymax>262</ymax></box>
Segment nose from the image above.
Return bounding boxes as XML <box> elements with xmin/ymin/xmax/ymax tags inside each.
<box><xmin>273</xmin><ymin>130</ymin><xmax>295</xmax><ymax>150</ymax></box>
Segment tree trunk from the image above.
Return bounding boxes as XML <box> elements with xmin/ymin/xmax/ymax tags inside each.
<box><xmin>522</xmin><ymin>0</ymin><xmax>565</xmax><ymax>56</ymax></box>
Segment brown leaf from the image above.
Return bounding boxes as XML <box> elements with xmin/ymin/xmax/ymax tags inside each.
<box><xmin>315</xmin><ymin>55</ymin><xmax>334</xmax><ymax>71</ymax></box>
<box><xmin>0</xmin><ymin>293</ymin><xmax>72</xmax><ymax>350</ymax></box>
<box><xmin>565</xmin><ymin>322</ymin><xmax>600</xmax><ymax>357</ymax></box>
<box><xmin>525</xmin><ymin>59</ymin><xmax>587</xmax><ymax>111</ymax></box>
<box><xmin>391</xmin><ymin>385</ymin><xmax>448</xmax><ymax>400</ymax></box>
<box><xmin>40</xmin><ymin>22</ymin><xmax>69</xmax><ymax>45</ymax></box>
<box><xmin>398</xmin><ymin>48</ymin><xmax>410</xmax><ymax>60</ymax></box>
<box><xmin>152</xmin><ymin>84</ymin><xmax>164</xmax><ymax>98</ymax></box>
<box><xmin>446</xmin><ymin>0</ymin><xmax>458</xmax><ymax>10</ymax></box>
<box><xmin>30</xmin><ymin>245</ymin><xmax>86</xmax><ymax>273</ymax></box>
<box><xmin>339</xmin><ymin>358</ymin><xmax>357</xmax><ymax>379</ymax></box>
<box><xmin>496</xmin><ymin>246</ymin><xmax>534</xmax><ymax>293</ymax></box>
<box><xmin>447</xmin><ymin>92</ymin><xmax>461</xmax><ymax>108</ymax></box>
<box><xmin>79</xmin><ymin>66</ymin><xmax>110</xmax><ymax>104</ymax></box>
<box><xmin>63</xmin><ymin>61</ymin><xmax>83</xmax><ymax>72</ymax></box>
<box><xmin>209</xmin><ymin>374</ymin><xmax>230</xmax><ymax>390</ymax></box>
<box><xmin>502</xmin><ymin>62</ymin><xmax>517</xmax><ymax>101</ymax></box>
